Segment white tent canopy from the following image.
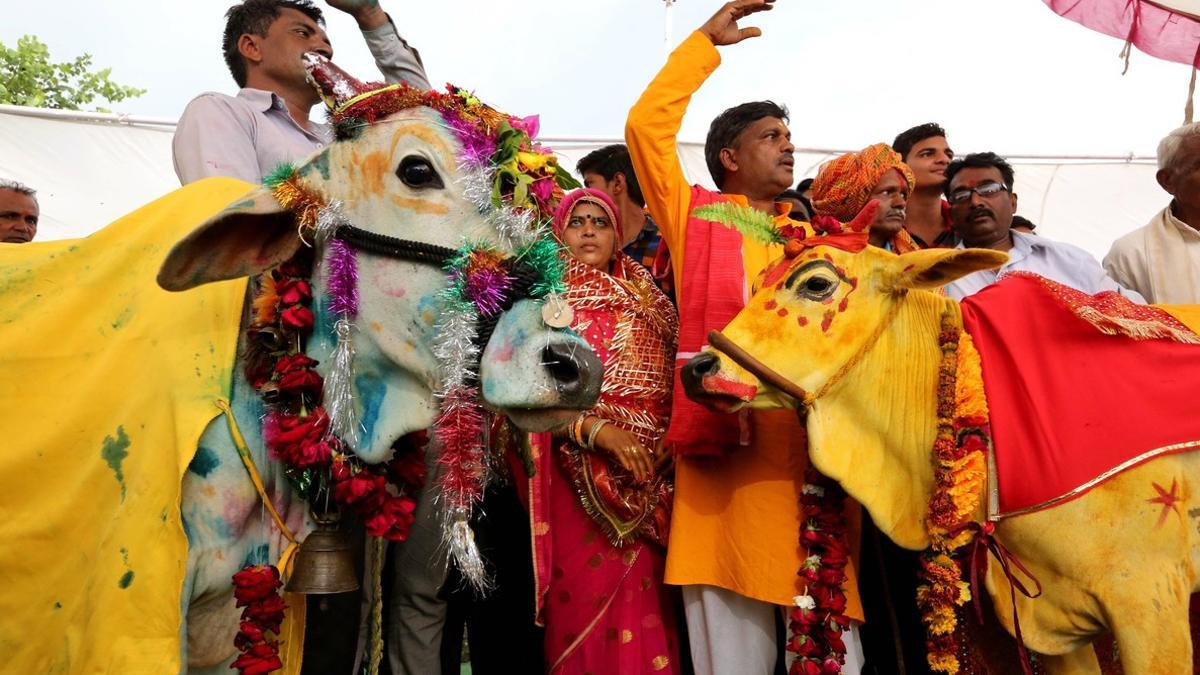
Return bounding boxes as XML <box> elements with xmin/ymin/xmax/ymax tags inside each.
<box><xmin>0</xmin><ymin>104</ymin><xmax>1166</xmax><ymax>261</ymax></box>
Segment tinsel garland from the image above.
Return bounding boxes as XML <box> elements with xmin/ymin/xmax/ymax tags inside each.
<box><xmin>787</xmin><ymin>463</ymin><xmax>853</xmax><ymax>675</ymax></box>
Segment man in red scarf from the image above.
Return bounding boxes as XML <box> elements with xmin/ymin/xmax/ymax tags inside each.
<box><xmin>626</xmin><ymin>2</ymin><xmax>866</xmax><ymax>673</ymax></box>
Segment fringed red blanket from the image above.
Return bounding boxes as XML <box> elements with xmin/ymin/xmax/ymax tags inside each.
<box><xmin>959</xmin><ymin>273</ymin><xmax>1200</xmax><ymax>517</ymax></box>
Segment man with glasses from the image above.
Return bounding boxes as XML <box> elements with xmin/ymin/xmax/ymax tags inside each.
<box><xmin>942</xmin><ymin>152</ymin><xmax>1142</xmax><ymax>301</ymax></box>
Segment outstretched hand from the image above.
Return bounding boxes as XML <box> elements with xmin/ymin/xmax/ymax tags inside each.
<box><xmin>698</xmin><ymin>0</ymin><xmax>776</xmax><ymax>47</ymax></box>
<box><xmin>326</xmin><ymin>0</ymin><xmax>388</xmax><ymax>30</ymax></box>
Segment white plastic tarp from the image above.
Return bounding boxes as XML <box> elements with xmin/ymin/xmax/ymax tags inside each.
<box><xmin>0</xmin><ymin>104</ymin><xmax>1168</xmax><ymax>261</ymax></box>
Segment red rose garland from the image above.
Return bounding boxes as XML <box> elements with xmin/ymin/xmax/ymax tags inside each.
<box><xmin>787</xmin><ymin>462</ymin><xmax>853</xmax><ymax>675</ymax></box>
<box><xmin>230</xmin><ymin>251</ymin><xmax>428</xmax><ymax>674</ymax></box>
<box><xmin>231</xmin><ymin>565</ymin><xmax>285</xmax><ymax>675</ymax></box>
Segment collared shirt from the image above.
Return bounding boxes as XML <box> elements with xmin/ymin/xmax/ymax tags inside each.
<box><xmin>621</xmin><ymin>215</ymin><xmax>674</xmax><ymax>304</ymax></box>
<box><xmin>945</xmin><ymin>230</ymin><xmax>1146</xmax><ymax>302</ymax></box>
<box><xmin>173</xmin><ymin>20</ymin><xmax>430</xmax><ymax>185</ymax></box>
<box><xmin>907</xmin><ymin>200</ymin><xmax>959</xmax><ymax>249</ymax></box>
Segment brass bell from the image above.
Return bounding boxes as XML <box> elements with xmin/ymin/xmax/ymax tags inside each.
<box><xmin>285</xmin><ymin>510</ymin><xmax>360</xmax><ymax>594</ymax></box>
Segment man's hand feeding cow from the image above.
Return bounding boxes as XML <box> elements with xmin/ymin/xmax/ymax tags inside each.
<box><xmin>0</xmin><ymin>56</ymin><xmax>601</xmax><ymax>674</ymax></box>
<box><xmin>682</xmin><ymin>211</ymin><xmax>1200</xmax><ymax>674</ymax></box>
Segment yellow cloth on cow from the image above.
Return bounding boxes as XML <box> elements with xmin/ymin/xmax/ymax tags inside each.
<box><xmin>0</xmin><ymin>178</ymin><xmax>255</xmax><ymax>674</ymax></box>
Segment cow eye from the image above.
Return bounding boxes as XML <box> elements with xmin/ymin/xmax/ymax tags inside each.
<box><xmin>397</xmin><ymin>156</ymin><xmax>443</xmax><ymax>189</ymax></box>
<box><xmin>800</xmin><ymin>275</ymin><xmax>837</xmax><ymax>300</ymax></box>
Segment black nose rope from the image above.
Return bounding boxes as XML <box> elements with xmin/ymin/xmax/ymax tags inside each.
<box><xmin>333</xmin><ymin>225</ymin><xmax>548</xmax><ymax>383</ymax></box>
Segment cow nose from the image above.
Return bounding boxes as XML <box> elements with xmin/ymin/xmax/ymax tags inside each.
<box><xmin>542</xmin><ymin>342</ymin><xmax>602</xmax><ymax>407</ymax></box>
<box><xmin>681</xmin><ymin>352</ymin><xmax>719</xmax><ymax>399</ymax></box>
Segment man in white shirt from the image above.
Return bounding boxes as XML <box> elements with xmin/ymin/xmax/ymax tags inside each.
<box><xmin>1103</xmin><ymin>123</ymin><xmax>1200</xmax><ymax>304</ymax></box>
<box><xmin>942</xmin><ymin>152</ymin><xmax>1144</xmax><ymax>302</ymax></box>
<box><xmin>173</xmin><ymin>0</ymin><xmax>430</xmax><ymax>185</ymax></box>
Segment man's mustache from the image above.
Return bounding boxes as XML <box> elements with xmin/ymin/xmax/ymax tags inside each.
<box><xmin>967</xmin><ymin>206</ymin><xmax>995</xmax><ymax>221</ymax></box>
<box><xmin>885</xmin><ymin>206</ymin><xmax>906</xmax><ymax>220</ymax></box>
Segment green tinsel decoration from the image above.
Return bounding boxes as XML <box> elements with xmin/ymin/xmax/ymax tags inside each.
<box><xmin>692</xmin><ymin>202</ymin><xmax>786</xmax><ymax>246</ymax></box>
<box><xmin>518</xmin><ymin>234</ymin><xmax>566</xmax><ymax>298</ymax></box>
<box><xmin>262</xmin><ymin>162</ymin><xmax>298</xmax><ymax>189</ymax></box>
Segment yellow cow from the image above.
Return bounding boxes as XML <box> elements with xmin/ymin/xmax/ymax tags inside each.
<box><xmin>681</xmin><ymin>243</ymin><xmax>1200</xmax><ymax>674</ymax></box>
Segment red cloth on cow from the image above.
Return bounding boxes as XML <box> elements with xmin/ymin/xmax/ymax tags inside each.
<box><xmin>959</xmin><ymin>273</ymin><xmax>1200</xmax><ymax>516</ymax></box>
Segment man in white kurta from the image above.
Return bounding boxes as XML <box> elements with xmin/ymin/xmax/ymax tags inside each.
<box><xmin>1104</xmin><ymin>123</ymin><xmax>1200</xmax><ymax>304</ymax></box>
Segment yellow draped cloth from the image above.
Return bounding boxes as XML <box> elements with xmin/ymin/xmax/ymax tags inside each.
<box><xmin>0</xmin><ymin>178</ymin><xmax>265</xmax><ymax>673</ymax></box>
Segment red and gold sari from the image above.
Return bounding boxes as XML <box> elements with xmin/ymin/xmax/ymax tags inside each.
<box><xmin>518</xmin><ymin>247</ymin><xmax>680</xmax><ymax>674</ymax></box>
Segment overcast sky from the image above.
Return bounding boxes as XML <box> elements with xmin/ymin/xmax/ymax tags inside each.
<box><xmin>3</xmin><ymin>0</ymin><xmax>1193</xmax><ymax>157</ymax></box>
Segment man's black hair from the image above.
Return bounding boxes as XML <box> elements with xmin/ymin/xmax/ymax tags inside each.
<box><xmin>796</xmin><ymin>177</ymin><xmax>813</xmax><ymax>193</ymax></box>
<box><xmin>892</xmin><ymin>122</ymin><xmax>947</xmax><ymax>161</ymax></box>
<box><xmin>576</xmin><ymin>144</ymin><xmax>645</xmax><ymax>207</ymax></box>
<box><xmin>704</xmin><ymin>101</ymin><xmax>789</xmax><ymax>189</ymax></box>
<box><xmin>223</xmin><ymin>0</ymin><xmax>325</xmax><ymax>87</ymax></box>
<box><xmin>1011</xmin><ymin>215</ymin><xmax>1036</xmax><ymax>231</ymax></box>
<box><xmin>777</xmin><ymin>189</ymin><xmax>812</xmax><ymax>219</ymax></box>
<box><xmin>943</xmin><ymin>152</ymin><xmax>1016</xmax><ymax>197</ymax></box>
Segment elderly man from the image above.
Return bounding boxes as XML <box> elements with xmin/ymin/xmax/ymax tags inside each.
<box><xmin>0</xmin><ymin>179</ymin><xmax>39</xmax><ymax>244</ymax></box>
<box><xmin>626</xmin><ymin>1</ymin><xmax>867</xmax><ymax>673</ymax></box>
<box><xmin>1104</xmin><ymin>122</ymin><xmax>1200</xmax><ymax>303</ymax></box>
<box><xmin>811</xmin><ymin>143</ymin><xmax>918</xmax><ymax>251</ymax></box>
<box><xmin>173</xmin><ymin>0</ymin><xmax>430</xmax><ymax>184</ymax></box>
<box><xmin>944</xmin><ymin>152</ymin><xmax>1143</xmax><ymax>301</ymax></box>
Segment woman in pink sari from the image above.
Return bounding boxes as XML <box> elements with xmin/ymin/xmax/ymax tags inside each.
<box><xmin>519</xmin><ymin>188</ymin><xmax>680</xmax><ymax>674</ymax></box>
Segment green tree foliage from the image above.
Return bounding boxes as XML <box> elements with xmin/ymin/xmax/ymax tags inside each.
<box><xmin>0</xmin><ymin>35</ymin><xmax>145</xmax><ymax>111</ymax></box>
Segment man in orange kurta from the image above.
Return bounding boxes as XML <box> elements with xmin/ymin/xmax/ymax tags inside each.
<box><xmin>625</xmin><ymin>2</ymin><xmax>865</xmax><ymax>673</ymax></box>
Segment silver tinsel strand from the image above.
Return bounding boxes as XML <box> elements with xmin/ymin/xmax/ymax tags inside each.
<box><xmin>324</xmin><ymin>318</ymin><xmax>359</xmax><ymax>448</ymax></box>
<box><xmin>431</xmin><ymin>305</ymin><xmax>480</xmax><ymax>392</ymax></box>
<box><xmin>314</xmin><ymin>200</ymin><xmax>346</xmax><ymax>251</ymax></box>
<box><xmin>446</xmin><ymin>514</ymin><xmax>491</xmax><ymax>594</ymax></box>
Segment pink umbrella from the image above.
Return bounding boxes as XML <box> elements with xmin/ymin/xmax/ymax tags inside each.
<box><xmin>1044</xmin><ymin>1</ymin><xmax>1200</xmax><ymax>67</ymax></box>
<box><xmin>1045</xmin><ymin>1</ymin><xmax>1200</xmax><ymax>121</ymax></box>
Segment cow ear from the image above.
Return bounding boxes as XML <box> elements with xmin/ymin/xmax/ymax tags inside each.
<box><xmin>882</xmin><ymin>248</ymin><xmax>1008</xmax><ymax>292</ymax></box>
<box><xmin>158</xmin><ymin>186</ymin><xmax>302</xmax><ymax>291</ymax></box>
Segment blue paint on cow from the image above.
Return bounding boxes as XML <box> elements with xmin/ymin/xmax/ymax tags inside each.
<box><xmin>101</xmin><ymin>426</ymin><xmax>130</xmax><ymax>501</ymax></box>
<box><xmin>356</xmin><ymin>373</ymin><xmax>387</xmax><ymax>441</ymax></box>
<box><xmin>53</xmin><ymin>601</ymin><xmax>62</xmax><ymax>609</ymax></box>
<box><xmin>118</xmin><ymin>571</ymin><xmax>134</xmax><ymax>589</ymax></box>
<box><xmin>242</xmin><ymin>544</ymin><xmax>270</xmax><ymax>568</ymax></box>
<box><xmin>189</xmin><ymin>446</ymin><xmax>220</xmax><ymax>478</ymax></box>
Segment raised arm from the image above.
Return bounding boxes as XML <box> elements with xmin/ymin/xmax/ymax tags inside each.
<box><xmin>328</xmin><ymin>0</ymin><xmax>432</xmax><ymax>89</ymax></box>
<box><xmin>625</xmin><ymin>0</ymin><xmax>773</xmax><ymax>262</ymax></box>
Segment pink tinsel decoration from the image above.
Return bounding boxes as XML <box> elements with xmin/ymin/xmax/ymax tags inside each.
<box><xmin>434</xmin><ymin>385</ymin><xmax>486</xmax><ymax>511</ymax></box>
<box><xmin>325</xmin><ymin>239</ymin><xmax>359</xmax><ymax>316</ymax></box>
<box><xmin>443</xmin><ymin>112</ymin><xmax>496</xmax><ymax>167</ymax></box>
<box><xmin>461</xmin><ymin>265</ymin><xmax>514</xmax><ymax>317</ymax></box>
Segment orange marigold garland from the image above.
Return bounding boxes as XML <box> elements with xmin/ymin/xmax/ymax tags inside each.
<box><xmin>787</xmin><ymin>462</ymin><xmax>853</xmax><ymax>675</ymax></box>
<box><xmin>917</xmin><ymin>310</ymin><xmax>990</xmax><ymax>674</ymax></box>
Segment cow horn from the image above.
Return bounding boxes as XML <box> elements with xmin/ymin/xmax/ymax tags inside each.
<box><xmin>303</xmin><ymin>52</ymin><xmax>373</xmax><ymax>111</ymax></box>
<box><xmin>847</xmin><ymin>199</ymin><xmax>880</xmax><ymax>233</ymax></box>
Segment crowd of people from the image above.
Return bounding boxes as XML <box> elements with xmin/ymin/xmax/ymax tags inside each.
<box><xmin>5</xmin><ymin>0</ymin><xmax>1200</xmax><ymax>673</ymax></box>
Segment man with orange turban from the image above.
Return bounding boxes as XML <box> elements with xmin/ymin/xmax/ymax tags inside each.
<box><xmin>812</xmin><ymin>143</ymin><xmax>920</xmax><ymax>252</ymax></box>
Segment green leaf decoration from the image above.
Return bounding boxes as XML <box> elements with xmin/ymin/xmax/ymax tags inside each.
<box><xmin>692</xmin><ymin>202</ymin><xmax>786</xmax><ymax>246</ymax></box>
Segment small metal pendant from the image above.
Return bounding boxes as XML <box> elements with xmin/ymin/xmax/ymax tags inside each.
<box><xmin>541</xmin><ymin>292</ymin><xmax>574</xmax><ymax>328</ymax></box>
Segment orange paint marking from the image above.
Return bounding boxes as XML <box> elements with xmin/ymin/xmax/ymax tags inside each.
<box><xmin>797</xmin><ymin>315</ymin><xmax>808</xmax><ymax>327</ymax></box>
<box><xmin>764</xmin><ymin>300</ymin><xmax>778</xmax><ymax>311</ymax></box>
<box><xmin>776</xmin><ymin>307</ymin><xmax>789</xmax><ymax>318</ymax></box>
<box><xmin>371</xmin><ymin>321</ymin><xmax>382</xmax><ymax>333</ymax></box>
<box><xmin>391</xmin><ymin>194</ymin><xmax>450</xmax><ymax>215</ymax></box>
